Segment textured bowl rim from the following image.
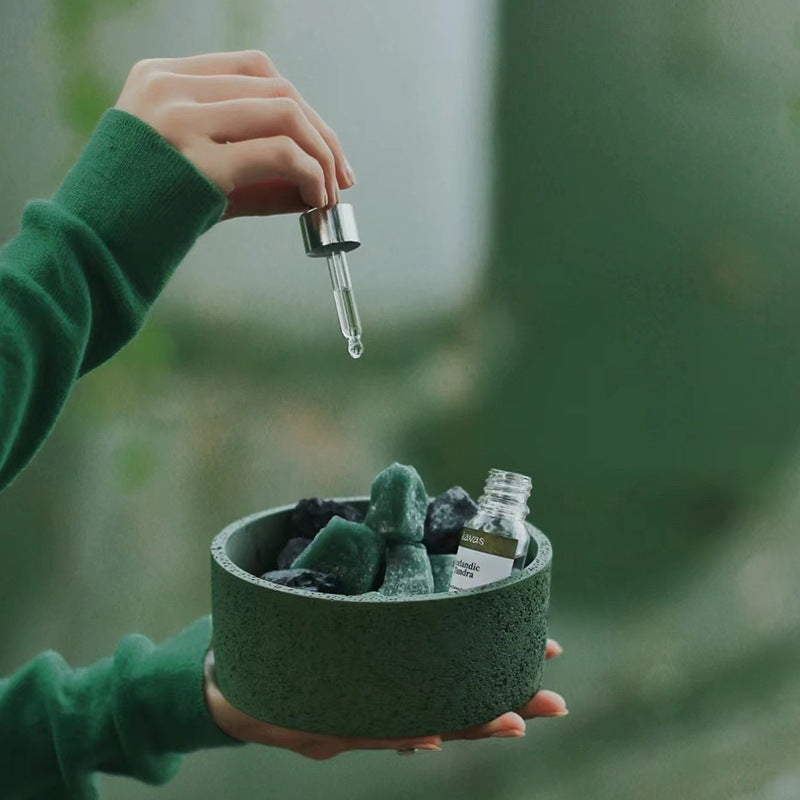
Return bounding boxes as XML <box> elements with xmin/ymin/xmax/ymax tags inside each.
<box><xmin>211</xmin><ymin>496</ymin><xmax>552</xmax><ymax>603</ymax></box>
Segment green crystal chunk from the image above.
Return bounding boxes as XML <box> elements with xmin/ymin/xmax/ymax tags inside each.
<box><xmin>429</xmin><ymin>553</ymin><xmax>456</xmax><ymax>593</ymax></box>
<box><xmin>379</xmin><ymin>542</ymin><xmax>434</xmax><ymax>596</ymax></box>
<box><xmin>364</xmin><ymin>463</ymin><xmax>428</xmax><ymax>543</ymax></box>
<box><xmin>292</xmin><ymin>517</ymin><xmax>385</xmax><ymax>595</ymax></box>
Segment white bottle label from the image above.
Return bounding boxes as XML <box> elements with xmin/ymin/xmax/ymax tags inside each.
<box><xmin>449</xmin><ymin>527</ymin><xmax>517</xmax><ymax>590</ymax></box>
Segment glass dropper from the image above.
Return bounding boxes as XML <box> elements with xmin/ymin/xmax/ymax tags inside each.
<box><xmin>299</xmin><ymin>203</ymin><xmax>364</xmax><ymax>360</ymax></box>
<box><xmin>326</xmin><ymin>249</ymin><xmax>363</xmax><ymax>358</ymax></box>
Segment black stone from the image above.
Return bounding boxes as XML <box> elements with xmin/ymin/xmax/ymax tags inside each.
<box><xmin>276</xmin><ymin>537</ymin><xmax>311</xmax><ymax>569</ymax></box>
<box><xmin>259</xmin><ymin>568</ymin><xmax>339</xmax><ymax>593</ymax></box>
<box><xmin>423</xmin><ymin>486</ymin><xmax>478</xmax><ymax>554</ymax></box>
<box><xmin>289</xmin><ymin>498</ymin><xmax>364</xmax><ymax>539</ymax></box>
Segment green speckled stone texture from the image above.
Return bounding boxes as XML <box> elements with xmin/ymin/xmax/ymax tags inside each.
<box><xmin>211</xmin><ymin>498</ymin><xmax>552</xmax><ymax>738</ymax></box>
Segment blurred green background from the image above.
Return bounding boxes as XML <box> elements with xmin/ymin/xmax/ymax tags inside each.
<box><xmin>2</xmin><ymin>0</ymin><xmax>800</xmax><ymax>798</ymax></box>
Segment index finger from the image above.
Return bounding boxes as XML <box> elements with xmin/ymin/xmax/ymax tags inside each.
<box><xmin>157</xmin><ymin>49</ymin><xmax>280</xmax><ymax>78</ymax></box>
<box><xmin>158</xmin><ymin>54</ymin><xmax>354</xmax><ymax>189</ymax></box>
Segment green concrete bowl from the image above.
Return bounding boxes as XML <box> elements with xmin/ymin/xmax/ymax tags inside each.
<box><xmin>210</xmin><ymin>498</ymin><xmax>552</xmax><ymax>738</ymax></box>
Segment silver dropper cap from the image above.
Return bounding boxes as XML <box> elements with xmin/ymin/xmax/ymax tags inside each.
<box><xmin>299</xmin><ymin>203</ymin><xmax>364</xmax><ymax>359</ymax></box>
<box><xmin>300</xmin><ymin>203</ymin><xmax>360</xmax><ymax>256</ymax></box>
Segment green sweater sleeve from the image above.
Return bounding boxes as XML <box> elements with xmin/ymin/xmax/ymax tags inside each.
<box><xmin>0</xmin><ymin>111</ymin><xmax>242</xmax><ymax>797</ymax></box>
<box><xmin>0</xmin><ymin>617</ymin><xmax>240</xmax><ymax>800</ymax></box>
<box><xmin>0</xmin><ymin>107</ymin><xmax>226</xmax><ymax>490</ymax></box>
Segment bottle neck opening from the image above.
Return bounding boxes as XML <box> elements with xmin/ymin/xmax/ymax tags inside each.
<box><xmin>478</xmin><ymin>469</ymin><xmax>532</xmax><ymax>520</ymax></box>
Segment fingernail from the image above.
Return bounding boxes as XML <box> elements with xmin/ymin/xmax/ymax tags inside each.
<box><xmin>550</xmin><ymin>640</ymin><xmax>564</xmax><ymax>656</ymax></box>
<box><xmin>413</xmin><ymin>743</ymin><xmax>442</xmax><ymax>751</ymax></box>
<box><xmin>491</xmin><ymin>730</ymin><xmax>526</xmax><ymax>739</ymax></box>
<box><xmin>344</xmin><ymin>159</ymin><xmax>357</xmax><ymax>186</ymax></box>
<box><xmin>537</xmin><ymin>689</ymin><xmax>568</xmax><ymax>712</ymax></box>
<box><xmin>548</xmin><ymin>709</ymin><xmax>569</xmax><ymax>718</ymax></box>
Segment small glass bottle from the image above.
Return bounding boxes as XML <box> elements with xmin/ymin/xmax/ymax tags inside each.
<box><xmin>449</xmin><ymin>469</ymin><xmax>533</xmax><ymax>591</ymax></box>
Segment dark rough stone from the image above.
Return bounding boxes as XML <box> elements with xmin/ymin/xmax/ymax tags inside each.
<box><xmin>423</xmin><ymin>486</ymin><xmax>478</xmax><ymax>554</ymax></box>
<box><xmin>364</xmin><ymin>463</ymin><xmax>428</xmax><ymax>543</ymax></box>
<box><xmin>259</xmin><ymin>568</ymin><xmax>338</xmax><ymax>593</ymax></box>
<box><xmin>276</xmin><ymin>537</ymin><xmax>310</xmax><ymax>570</ymax></box>
<box><xmin>289</xmin><ymin>498</ymin><xmax>364</xmax><ymax>540</ymax></box>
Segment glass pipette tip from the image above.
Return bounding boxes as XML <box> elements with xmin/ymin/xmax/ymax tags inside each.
<box><xmin>326</xmin><ymin>249</ymin><xmax>363</xmax><ymax>359</ymax></box>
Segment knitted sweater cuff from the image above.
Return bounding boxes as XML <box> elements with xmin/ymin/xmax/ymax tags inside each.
<box><xmin>52</xmin><ymin>108</ymin><xmax>226</xmax><ymax>303</ymax></box>
<box><xmin>114</xmin><ymin>615</ymin><xmax>243</xmax><ymax>769</ymax></box>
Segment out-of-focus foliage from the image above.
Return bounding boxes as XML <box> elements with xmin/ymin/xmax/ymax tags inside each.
<box><xmin>52</xmin><ymin>0</ymin><xmax>144</xmax><ymax>140</ymax></box>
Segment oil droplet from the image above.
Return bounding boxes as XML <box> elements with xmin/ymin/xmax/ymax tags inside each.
<box><xmin>347</xmin><ymin>337</ymin><xmax>364</xmax><ymax>359</ymax></box>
